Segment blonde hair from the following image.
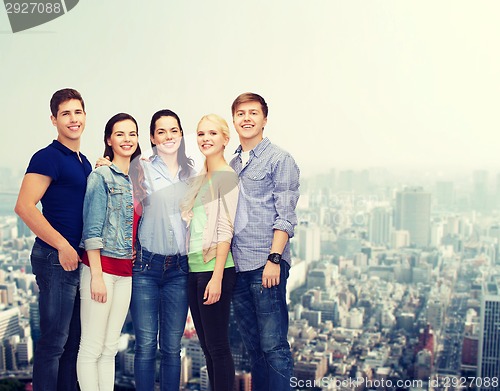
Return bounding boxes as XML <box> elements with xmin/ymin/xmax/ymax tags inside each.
<box><xmin>180</xmin><ymin>114</ymin><xmax>230</xmax><ymax>225</ymax></box>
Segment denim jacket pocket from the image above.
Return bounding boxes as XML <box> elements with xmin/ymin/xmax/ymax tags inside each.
<box><xmin>108</xmin><ymin>185</ymin><xmax>125</xmax><ymax>211</ymax></box>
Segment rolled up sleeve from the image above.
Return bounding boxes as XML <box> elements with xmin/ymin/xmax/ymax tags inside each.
<box><xmin>272</xmin><ymin>154</ymin><xmax>300</xmax><ymax>238</ymax></box>
<box><xmin>82</xmin><ymin>172</ymin><xmax>107</xmax><ymax>251</ymax></box>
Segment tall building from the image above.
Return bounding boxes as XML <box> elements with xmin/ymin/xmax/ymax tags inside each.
<box><xmin>16</xmin><ymin>337</ymin><xmax>33</xmax><ymax>366</ymax></box>
<box><xmin>16</xmin><ymin>216</ymin><xmax>31</xmax><ymax>238</ymax></box>
<box><xmin>426</xmin><ymin>298</ymin><xmax>444</xmax><ymax>332</ymax></box>
<box><xmin>3</xmin><ymin>338</ymin><xmax>17</xmax><ymax>371</ymax></box>
<box><xmin>368</xmin><ymin>207</ymin><xmax>392</xmax><ymax>246</ymax></box>
<box><xmin>337</xmin><ymin>169</ymin><xmax>370</xmax><ymax>193</ymax></box>
<box><xmin>181</xmin><ymin>335</ymin><xmax>205</xmax><ymax>377</ymax></box>
<box><xmin>496</xmin><ymin>172</ymin><xmax>500</xmax><ymax>209</ymax></box>
<box><xmin>394</xmin><ymin>187</ymin><xmax>431</xmax><ymax>247</ymax></box>
<box><xmin>180</xmin><ymin>349</ymin><xmax>192</xmax><ymax>388</ymax></box>
<box><xmin>200</xmin><ymin>365</ymin><xmax>209</xmax><ymax>391</ymax></box>
<box><xmin>296</xmin><ymin>222</ymin><xmax>321</xmax><ymax>261</ymax></box>
<box><xmin>234</xmin><ymin>371</ymin><xmax>252</xmax><ymax>391</ymax></box>
<box><xmin>0</xmin><ymin>345</ymin><xmax>5</xmax><ymax>372</ymax></box>
<box><xmin>0</xmin><ymin>307</ymin><xmax>21</xmax><ymax>341</ymax></box>
<box><xmin>473</xmin><ymin>170</ymin><xmax>489</xmax><ymax>213</ymax></box>
<box><xmin>0</xmin><ymin>283</ymin><xmax>16</xmax><ymax>305</ymax></box>
<box><xmin>434</xmin><ymin>181</ymin><xmax>455</xmax><ymax>210</ymax></box>
<box><xmin>391</xmin><ymin>230</ymin><xmax>410</xmax><ymax>249</ymax></box>
<box><xmin>478</xmin><ymin>278</ymin><xmax>500</xmax><ymax>390</ymax></box>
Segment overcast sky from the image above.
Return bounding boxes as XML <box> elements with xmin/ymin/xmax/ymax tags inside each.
<box><xmin>1</xmin><ymin>1</ymin><xmax>500</xmax><ymax>177</ymax></box>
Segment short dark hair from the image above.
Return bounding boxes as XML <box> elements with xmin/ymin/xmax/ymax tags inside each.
<box><xmin>231</xmin><ymin>92</ymin><xmax>268</xmax><ymax>118</ymax></box>
<box><xmin>50</xmin><ymin>88</ymin><xmax>85</xmax><ymax>117</ymax></box>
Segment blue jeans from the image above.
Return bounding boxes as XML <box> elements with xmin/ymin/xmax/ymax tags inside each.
<box><xmin>30</xmin><ymin>242</ymin><xmax>81</xmax><ymax>391</ymax></box>
<box><xmin>130</xmin><ymin>248</ymin><xmax>189</xmax><ymax>391</ymax></box>
<box><xmin>232</xmin><ymin>262</ymin><xmax>293</xmax><ymax>391</ymax></box>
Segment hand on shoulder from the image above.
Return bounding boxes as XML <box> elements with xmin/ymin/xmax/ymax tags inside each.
<box><xmin>95</xmin><ymin>156</ymin><xmax>111</xmax><ymax>168</ymax></box>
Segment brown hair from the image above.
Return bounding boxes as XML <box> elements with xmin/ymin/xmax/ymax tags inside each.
<box><xmin>231</xmin><ymin>92</ymin><xmax>268</xmax><ymax>118</ymax></box>
<box><xmin>50</xmin><ymin>88</ymin><xmax>85</xmax><ymax>117</ymax></box>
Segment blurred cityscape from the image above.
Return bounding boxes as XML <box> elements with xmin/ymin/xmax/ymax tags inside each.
<box><xmin>1</xmin><ymin>166</ymin><xmax>500</xmax><ymax>390</ymax></box>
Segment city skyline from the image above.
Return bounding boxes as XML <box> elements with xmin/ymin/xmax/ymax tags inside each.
<box><xmin>2</xmin><ymin>158</ymin><xmax>500</xmax><ymax>388</ymax></box>
<box><xmin>1</xmin><ymin>2</ymin><xmax>500</xmax><ymax>177</ymax></box>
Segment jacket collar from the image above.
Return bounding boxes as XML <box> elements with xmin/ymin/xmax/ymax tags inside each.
<box><xmin>109</xmin><ymin>163</ymin><xmax>127</xmax><ymax>176</ymax></box>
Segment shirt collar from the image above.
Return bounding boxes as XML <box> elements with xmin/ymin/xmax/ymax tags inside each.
<box><xmin>234</xmin><ymin>137</ymin><xmax>270</xmax><ymax>157</ymax></box>
<box><xmin>150</xmin><ymin>154</ymin><xmax>182</xmax><ymax>179</ymax></box>
<box><xmin>50</xmin><ymin>139</ymin><xmax>76</xmax><ymax>156</ymax></box>
<box><xmin>150</xmin><ymin>154</ymin><xmax>161</xmax><ymax>164</ymax></box>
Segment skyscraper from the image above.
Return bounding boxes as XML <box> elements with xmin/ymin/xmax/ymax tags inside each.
<box><xmin>478</xmin><ymin>278</ymin><xmax>500</xmax><ymax>390</ymax></box>
<box><xmin>0</xmin><ymin>307</ymin><xmax>21</xmax><ymax>340</ymax></box>
<box><xmin>296</xmin><ymin>221</ymin><xmax>321</xmax><ymax>261</ymax></box>
<box><xmin>434</xmin><ymin>181</ymin><xmax>455</xmax><ymax>210</ymax></box>
<box><xmin>394</xmin><ymin>187</ymin><xmax>431</xmax><ymax>247</ymax></box>
<box><xmin>368</xmin><ymin>207</ymin><xmax>392</xmax><ymax>246</ymax></box>
<box><xmin>473</xmin><ymin>170</ymin><xmax>489</xmax><ymax>213</ymax></box>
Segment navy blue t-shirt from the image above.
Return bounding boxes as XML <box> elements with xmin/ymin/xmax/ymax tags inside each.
<box><xmin>26</xmin><ymin>140</ymin><xmax>92</xmax><ymax>251</ymax></box>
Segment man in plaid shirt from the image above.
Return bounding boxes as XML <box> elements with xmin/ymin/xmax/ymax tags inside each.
<box><xmin>229</xmin><ymin>92</ymin><xmax>300</xmax><ymax>390</ymax></box>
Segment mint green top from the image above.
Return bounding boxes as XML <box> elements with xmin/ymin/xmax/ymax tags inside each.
<box><xmin>188</xmin><ymin>179</ymin><xmax>235</xmax><ymax>273</ymax></box>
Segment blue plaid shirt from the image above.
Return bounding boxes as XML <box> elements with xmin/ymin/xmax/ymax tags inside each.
<box><xmin>229</xmin><ymin>137</ymin><xmax>300</xmax><ymax>272</ymax></box>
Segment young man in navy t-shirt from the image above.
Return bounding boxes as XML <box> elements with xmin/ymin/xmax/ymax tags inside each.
<box><xmin>15</xmin><ymin>88</ymin><xmax>92</xmax><ymax>391</ymax></box>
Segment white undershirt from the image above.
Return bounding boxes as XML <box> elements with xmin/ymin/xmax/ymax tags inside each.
<box><xmin>240</xmin><ymin>150</ymin><xmax>251</xmax><ymax>166</ymax></box>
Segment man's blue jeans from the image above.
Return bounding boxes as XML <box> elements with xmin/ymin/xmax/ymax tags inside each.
<box><xmin>232</xmin><ymin>262</ymin><xmax>293</xmax><ymax>391</ymax></box>
<box><xmin>130</xmin><ymin>248</ymin><xmax>189</xmax><ymax>391</ymax></box>
<box><xmin>30</xmin><ymin>242</ymin><xmax>81</xmax><ymax>391</ymax></box>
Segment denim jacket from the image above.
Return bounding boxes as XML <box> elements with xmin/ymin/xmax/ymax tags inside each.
<box><xmin>80</xmin><ymin>164</ymin><xmax>134</xmax><ymax>259</ymax></box>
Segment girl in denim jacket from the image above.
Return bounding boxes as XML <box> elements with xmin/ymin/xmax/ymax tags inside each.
<box><xmin>95</xmin><ymin>109</ymin><xmax>195</xmax><ymax>390</ymax></box>
<box><xmin>77</xmin><ymin>113</ymin><xmax>144</xmax><ymax>391</ymax></box>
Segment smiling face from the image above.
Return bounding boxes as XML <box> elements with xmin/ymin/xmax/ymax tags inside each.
<box><xmin>151</xmin><ymin>115</ymin><xmax>183</xmax><ymax>157</ymax></box>
<box><xmin>197</xmin><ymin>119</ymin><xmax>228</xmax><ymax>158</ymax></box>
<box><xmin>232</xmin><ymin>100</ymin><xmax>267</xmax><ymax>150</ymax></box>
<box><xmin>51</xmin><ymin>99</ymin><xmax>86</xmax><ymax>145</ymax></box>
<box><xmin>107</xmin><ymin>119</ymin><xmax>138</xmax><ymax>160</ymax></box>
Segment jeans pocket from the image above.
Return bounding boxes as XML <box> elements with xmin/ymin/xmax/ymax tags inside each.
<box><xmin>132</xmin><ymin>259</ymin><xmax>146</xmax><ymax>273</ymax></box>
<box><xmin>31</xmin><ymin>257</ymin><xmax>51</xmax><ymax>291</ymax></box>
<box><xmin>251</xmin><ymin>283</ymin><xmax>279</xmax><ymax>314</ymax></box>
<box><xmin>48</xmin><ymin>249</ymin><xmax>62</xmax><ymax>266</ymax></box>
<box><xmin>31</xmin><ymin>243</ymin><xmax>50</xmax><ymax>260</ymax></box>
<box><xmin>177</xmin><ymin>256</ymin><xmax>189</xmax><ymax>275</ymax></box>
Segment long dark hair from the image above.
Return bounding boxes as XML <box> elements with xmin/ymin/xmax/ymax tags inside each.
<box><xmin>103</xmin><ymin>113</ymin><xmax>147</xmax><ymax>204</ymax></box>
<box><xmin>149</xmin><ymin>109</ymin><xmax>194</xmax><ymax>180</ymax></box>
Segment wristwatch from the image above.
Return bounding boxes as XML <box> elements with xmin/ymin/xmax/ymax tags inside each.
<box><xmin>267</xmin><ymin>253</ymin><xmax>282</xmax><ymax>264</ymax></box>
